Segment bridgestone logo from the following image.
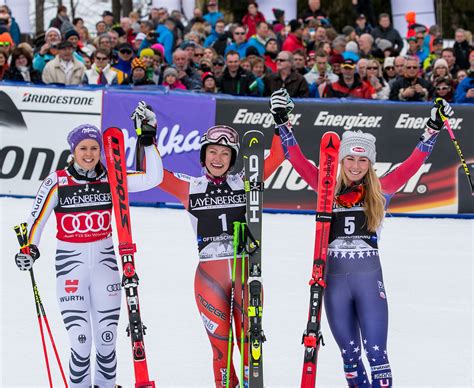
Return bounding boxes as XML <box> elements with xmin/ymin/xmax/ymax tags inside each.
<box><xmin>314</xmin><ymin>111</ymin><xmax>382</xmax><ymax>130</ymax></box>
<box><xmin>22</xmin><ymin>93</ymin><xmax>95</xmax><ymax>105</ymax></box>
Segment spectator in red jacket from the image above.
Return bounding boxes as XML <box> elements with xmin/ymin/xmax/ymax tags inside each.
<box><xmin>324</xmin><ymin>58</ymin><xmax>374</xmax><ymax>99</ymax></box>
<box><xmin>242</xmin><ymin>2</ymin><xmax>266</xmax><ymax>40</ymax></box>
<box><xmin>264</xmin><ymin>38</ymin><xmax>278</xmax><ymax>73</ymax></box>
<box><xmin>282</xmin><ymin>20</ymin><xmax>305</xmax><ymax>53</ymax></box>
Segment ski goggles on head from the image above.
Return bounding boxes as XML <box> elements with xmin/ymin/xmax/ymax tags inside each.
<box><xmin>203</xmin><ymin>125</ymin><xmax>239</xmax><ymax>146</ymax></box>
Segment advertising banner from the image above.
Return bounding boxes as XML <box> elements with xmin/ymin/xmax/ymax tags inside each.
<box><xmin>102</xmin><ymin>89</ymin><xmax>216</xmax><ymax>203</ymax></box>
<box><xmin>0</xmin><ymin>85</ymin><xmax>102</xmax><ymax>196</ymax></box>
<box><xmin>216</xmin><ymin>98</ymin><xmax>474</xmax><ymax>214</ymax></box>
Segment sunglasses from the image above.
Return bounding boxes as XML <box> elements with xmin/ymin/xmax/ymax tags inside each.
<box><xmin>406</xmin><ymin>66</ymin><xmax>418</xmax><ymax>70</ymax></box>
<box><xmin>276</xmin><ymin>58</ymin><xmax>289</xmax><ymax>62</ymax></box>
<box><xmin>194</xmin><ymin>53</ymin><xmax>204</xmax><ymax>57</ymax></box>
<box><xmin>95</xmin><ymin>56</ymin><xmax>108</xmax><ymax>61</ymax></box>
<box><xmin>213</xmin><ymin>61</ymin><xmax>224</xmax><ymax>66</ymax></box>
<box><xmin>436</xmin><ymin>86</ymin><xmax>450</xmax><ymax>91</ymax></box>
<box><xmin>119</xmin><ymin>49</ymin><xmax>132</xmax><ymax>55</ymax></box>
<box><xmin>367</xmin><ymin>66</ymin><xmax>378</xmax><ymax>70</ymax></box>
<box><xmin>0</xmin><ymin>42</ymin><xmax>11</xmax><ymax>47</ymax></box>
<box><xmin>385</xmin><ymin>66</ymin><xmax>395</xmax><ymax>70</ymax></box>
<box><xmin>234</xmin><ymin>32</ymin><xmax>245</xmax><ymax>35</ymax></box>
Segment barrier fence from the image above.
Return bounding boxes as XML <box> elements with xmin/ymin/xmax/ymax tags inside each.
<box><xmin>1</xmin><ymin>84</ymin><xmax>473</xmax><ymax>214</ymax></box>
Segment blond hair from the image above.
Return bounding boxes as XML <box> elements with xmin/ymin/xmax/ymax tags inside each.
<box><xmin>336</xmin><ymin>164</ymin><xmax>386</xmax><ymax>232</ymax></box>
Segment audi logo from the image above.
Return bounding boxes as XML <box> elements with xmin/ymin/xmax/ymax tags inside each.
<box><xmin>61</xmin><ymin>211</ymin><xmax>111</xmax><ymax>234</ymax></box>
<box><xmin>107</xmin><ymin>283</ymin><xmax>121</xmax><ymax>292</ymax></box>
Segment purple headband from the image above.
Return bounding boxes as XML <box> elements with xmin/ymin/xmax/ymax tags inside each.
<box><xmin>67</xmin><ymin>124</ymin><xmax>102</xmax><ymax>153</ymax></box>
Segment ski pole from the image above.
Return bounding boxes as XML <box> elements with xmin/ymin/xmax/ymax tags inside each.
<box><xmin>240</xmin><ymin>223</ymin><xmax>247</xmax><ymax>388</ymax></box>
<box><xmin>13</xmin><ymin>223</ymin><xmax>68</xmax><ymax>388</ymax></box>
<box><xmin>435</xmin><ymin>98</ymin><xmax>474</xmax><ymax>193</ymax></box>
<box><xmin>226</xmin><ymin>221</ymin><xmax>241</xmax><ymax>388</ymax></box>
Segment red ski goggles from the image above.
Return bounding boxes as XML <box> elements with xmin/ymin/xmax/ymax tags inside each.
<box><xmin>335</xmin><ymin>184</ymin><xmax>365</xmax><ymax>208</ymax></box>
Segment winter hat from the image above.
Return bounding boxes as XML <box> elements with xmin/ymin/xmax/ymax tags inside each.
<box><xmin>272</xmin><ymin>8</ymin><xmax>284</xmax><ymax>20</ymax></box>
<box><xmin>405</xmin><ymin>11</ymin><xmax>416</xmax><ymax>24</ymax></box>
<box><xmin>132</xmin><ymin>57</ymin><xmax>146</xmax><ymax>70</ymax></box>
<box><xmin>163</xmin><ymin>66</ymin><xmax>178</xmax><ymax>79</ymax></box>
<box><xmin>45</xmin><ymin>27</ymin><xmax>62</xmax><ymax>40</ymax></box>
<box><xmin>433</xmin><ymin>58</ymin><xmax>449</xmax><ymax>70</ymax></box>
<box><xmin>383</xmin><ymin>56</ymin><xmax>395</xmax><ymax>69</ymax></box>
<box><xmin>150</xmin><ymin>43</ymin><xmax>165</xmax><ymax>57</ymax></box>
<box><xmin>140</xmin><ymin>48</ymin><xmax>154</xmax><ymax>58</ymax></box>
<box><xmin>289</xmin><ymin>19</ymin><xmax>302</xmax><ymax>33</ymax></box>
<box><xmin>339</xmin><ymin>130</ymin><xmax>376</xmax><ymax>165</ymax></box>
<box><xmin>0</xmin><ymin>32</ymin><xmax>13</xmax><ymax>45</ymax></box>
<box><xmin>245</xmin><ymin>45</ymin><xmax>260</xmax><ymax>57</ymax></box>
<box><xmin>345</xmin><ymin>41</ymin><xmax>359</xmax><ymax>54</ymax></box>
<box><xmin>376</xmin><ymin>38</ymin><xmax>392</xmax><ymax>52</ymax></box>
<box><xmin>201</xmin><ymin>71</ymin><xmax>216</xmax><ymax>82</ymax></box>
<box><xmin>64</xmin><ymin>29</ymin><xmax>79</xmax><ymax>40</ymax></box>
<box><xmin>134</xmin><ymin>32</ymin><xmax>147</xmax><ymax>42</ymax></box>
<box><xmin>67</xmin><ymin>124</ymin><xmax>102</xmax><ymax>153</ymax></box>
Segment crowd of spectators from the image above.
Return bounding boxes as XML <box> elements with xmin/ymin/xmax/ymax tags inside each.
<box><xmin>0</xmin><ymin>1</ymin><xmax>473</xmax><ymax>103</ymax></box>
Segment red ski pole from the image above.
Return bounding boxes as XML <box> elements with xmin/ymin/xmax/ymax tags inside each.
<box><xmin>14</xmin><ymin>223</ymin><xmax>68</xmax><ymax>387</ymax></box>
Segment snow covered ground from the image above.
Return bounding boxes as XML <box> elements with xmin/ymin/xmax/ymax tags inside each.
<box><xmin>0</xmin><ymin>197</ymin><xmax>472</xmax><ymax>387</ymax></box>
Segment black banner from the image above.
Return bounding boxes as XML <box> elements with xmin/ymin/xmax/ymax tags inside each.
<box><xmin>216</xmin><ymin>98</ymin><xmax>474</xmax><ymax>214</ymax></box>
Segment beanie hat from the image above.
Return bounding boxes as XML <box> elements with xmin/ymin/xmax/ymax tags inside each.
<box><xmin>345</xmin><ymin>41</ymin><xmax>359</xmax><ymax>54</ymax></box>
<box><xmin>140</xmin><ymin>48</ymin><xmax>154</xmax><ymax>58</ymax></box>
<box><xmin>0</xmin><ymin>32</ymin><xmax>13</xmax><ymax>45</ymax></box>
<box><xmin>163</xmin><ymin>66</ymin><xmax>178</xmax><ymax>79</ymax></box>
<box><xmin>131</xmin><ymin>57</ymin><xmax>146</xmax><ymax>70</ymax></box>
<box><xmin>383</xmin><ymin>56</ymin><xmax>395</xmax><ymax>69</ymax></box>
<box><xmin>201</xmin><ymin>71</ymin><xmax>216</xmax><ymax>82</ymax></box>
<box><xmin>150</xmin><ymin>43</ymin><xmax>165</xmax><ymax>57</ymax></box>
<box><xmin>67</xmin><ymin>124</ymin><xmax>102</xmax><ymax>153</ymax></box>
<box><xmin>45</xmin><ymin>27</ymin><xmax>62</xmax><ymax>40</ymax></box>
<box><xmin>64</xmin><ymin>29</ymin><xmax>79</xmax><ymax>40</ymax></box>
<box><xmin>433</xmin><ymin>58</ymin><xmax>449</xmax><ymax>70</ymax></box>
<box><xmin>376</xmin><ymin>38</ymin><xmax>393</xmax><ymax>52</ymax></box>
<box><xmin>339</xmin><ymin>130</ymin><xmax>376</xmax><ymax>164</ymax></box>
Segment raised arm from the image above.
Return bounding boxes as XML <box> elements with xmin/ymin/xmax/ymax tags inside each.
<box><xmin>381</xmin><ymin>99</ymin><xmax>454</xmax><ymax>195</ymax></box>
<box><xmin>269</xmin><ymin>88</ymin><xmax>319</xmax><ymax>191</ymax></box>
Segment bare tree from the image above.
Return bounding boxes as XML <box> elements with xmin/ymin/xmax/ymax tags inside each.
<box><xmin>35</xmin><ymin>0</ymin><xmax>44</xmax><ymax>32</ymax></box>
<box><xmin>122</xmin><ymin>0</ymin><xmax>133</xmax><ymax>17</ymax></box>
<box><xmin>69</xmin><ymin>0</ymin><xmax>78</xmax><ymax>19</ymax></box>
<box><xmin>112</xmin><ymin>0</ymin><xmax>121</xmax><ymax>22</ymax></box>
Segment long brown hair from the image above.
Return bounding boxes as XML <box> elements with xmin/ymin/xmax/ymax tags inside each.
<box><xmin>336</xmin><ymin>163</ymin><xmax>386</xmax><ymax>232</ymax></box>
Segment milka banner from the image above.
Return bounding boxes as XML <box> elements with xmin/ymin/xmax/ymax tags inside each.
<box><xmin>102</xmin><ymin>89</ymin><xmax>216</xmax><ymax>203</ymax></box>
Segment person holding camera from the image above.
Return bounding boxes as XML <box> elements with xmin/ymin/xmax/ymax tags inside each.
<box><xmin>33</xmin><ymin>27</ymin><xmax>62</xmax><ymax>73</ymax></box>
<box><xmin>42</xmin><ymin>40</ymin><xmax>85</xmax><ymax>85</ymax></box>
<box><xmin>0</xmin><ymin>5</ymin><xmax>21</xmax><ymax>45</ymax></box>
<box><xmin>389</xmin><ymin>56</ymin><xmax>433</xmax><ymax>101</ymax></box>
<box><xmin>304</xmin><ymin>50</ymin><xmax>338</xmax><ymax>98</ymax></box>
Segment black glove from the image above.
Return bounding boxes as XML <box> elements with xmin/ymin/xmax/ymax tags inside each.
<box><xmin>15</xmin><ymin>244</ymin><xmax>40</xmax><ymax>271</ymax></box>
<box><xmin>269</xmin><ymin>88</ymin><xmax>295</xmax><ymax>126</ymax></box>
<box><xmin>131</xmin><ymin>101</ymin><xmax>158</xmax><ymax>146</ymax></box>
<box><xmin>426</xmin><ymin>98</ymin><xmax>454</xmax><ymax>132</ymax></box>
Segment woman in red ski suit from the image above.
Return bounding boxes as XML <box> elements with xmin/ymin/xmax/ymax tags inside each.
<box><xmin>14</xmin><ymin>111</ymin><xmax>162</xmax><ymax>388</ymax></box>
<box><xmin>139</xmin><ymin>97</ymin><xmax>285</xmax><ymax>387</ymax></box>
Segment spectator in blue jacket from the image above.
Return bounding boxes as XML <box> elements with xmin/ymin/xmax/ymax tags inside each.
<box><xmin>0</xmin><ymin>5</ymin><xmax>21</xmax><ymax>45</ymax></box>
<box><xmin>157</xmin><ymin>18</ymin><xmax>175</xmax><ymax>64</ymax></box>
<box><xmin>204</xmin><ymin>19</ymin><xmax>225</xmax><ymax>48</ymax></box>
<box><xmin>203</xmin><ymin>0</ymin><xmax>224</xmax><ymax>28</ymax></box>
<box><xmin>247</xmin><ymin>21</ymin><xmax>270</xmax><ymax>56</ymax></box>
<box><xmin>454</xmin><ymin>51</ymin><xmax>474</xmax><ymax>103</ymax></box>
<box><xmin>225</xmin><ymin>25</ymin><xmax>249</xmax><ymax>58</ymax></box>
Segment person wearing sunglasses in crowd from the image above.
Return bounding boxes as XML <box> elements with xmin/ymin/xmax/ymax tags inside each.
<box><xmin>382</xmin><ymin>57</ymin><xmax>397</xmax><ymax>83</ymax></box>
<box><xmin>133</xmin><ymin>92</ymin><xmax>286</xmax><ymax>387</ymax></box>
<box><xmin>82</xmin><ymin>49</ymin><xmax>120</xmax><ymax>85</ymax></box>
<box><xmin>433</xmin><ymin>77</ymin><xmax>453</xmax><ymax>102</ymax></box>
<box><xmin>14</xmin><ymin>105</ymin><xmax>162</xmax><ymax>388</ymax></box>
<box><xmin>270</xmin><ymin>90</ymin><xmax>453</xmax><ymax>388</ymax></box>
<box><xmin>389</xmin><ymin>56</ymin><xmax>433</xmax><ymax>101</ymax></box>
<box><xmin>364</xmin><ymin>59</ymin><xmax>390</xmax><ymax>100</ymax></box>
<box><xmin>324</xmin><ymin>58</ymin><xmax>374</xmax><ymax>99</ymax></box>
<box><xmin>113</xmin><ymin>42</ymin><xmax>135</xmax><ymax>77</ymax></box>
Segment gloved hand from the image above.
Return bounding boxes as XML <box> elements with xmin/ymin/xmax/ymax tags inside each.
<box><xmin>130</xmin><ymin>101</ymin><xmax>157</xmax><ymax>146</ymax></box>
<box><xmin>426</xmin><ymin>98</ymin><xmax>454</xmax><ymax>132</ymax></box>
<box><xmin>269</xmin><ymin>88</ymin><xmax>294</xmax><ymax>126</ymax></box>
<box><xmin>15</xmin><ymin>244</ymin><xmax>40</xmax><ymax>271</ymax></box>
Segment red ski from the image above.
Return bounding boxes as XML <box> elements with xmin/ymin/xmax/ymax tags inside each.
<box><xmin>103</xmin><ymin>127</ymin><xmax>155</xmax><ymax>388</ymax></box>
<box><xmin>301</xmin><ymin>131</ymin><xmax>340</xmax><ymax>388</ymax></box>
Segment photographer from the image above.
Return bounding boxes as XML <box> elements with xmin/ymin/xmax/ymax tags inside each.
<box><xmin>389</xmin><ymin>56</ymin><xmax>433</xmax><ymax>101</ymax></box>
<box><xmin>304</xmin><ymin>50</ymin><xmax>338</xmax><ymax>98</ymax></box>
<box><xmin>33</xmin><ymin>28</ymin><xmax>62</xmax><ymax>73</ymax></box>
<box><xmin>0</xmin><ymin>5</ymin><xmax>21</xmax><ymax>45</ymax></box>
